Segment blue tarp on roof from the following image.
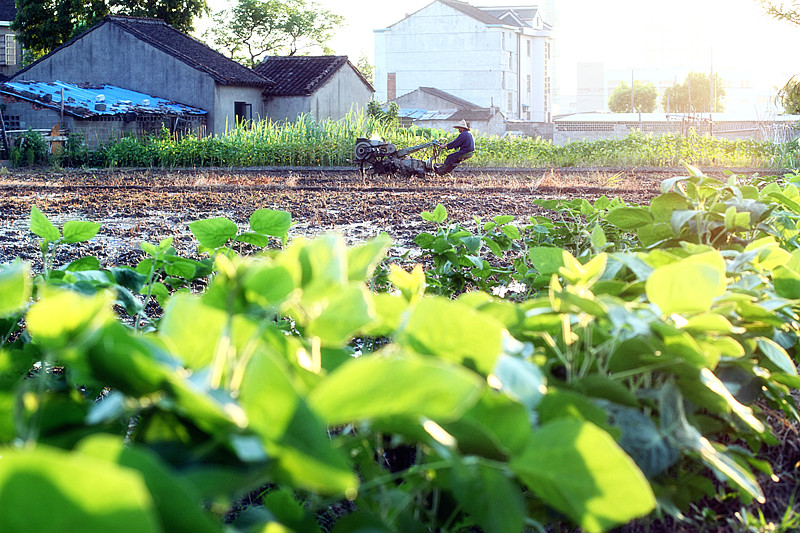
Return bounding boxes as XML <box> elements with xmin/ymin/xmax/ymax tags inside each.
<box><xmin>0</xmin><ymin>80</ymin><xmax>206</xmax><ymax>118</ymax></box>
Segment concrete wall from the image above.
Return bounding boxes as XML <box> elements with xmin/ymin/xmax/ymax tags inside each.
<box><xmin>13</xmin><ymin>22</ymin><xmax>263</xmax><ymax>136</ymax></box>
<box><xmin>394</xmin><ymin>90</ymin><xmax>457</xmax><ymax>111</ymax></box>
<box><xmin>414</xmin><ymin>112</ymin><xmax>505</xmax><ymax>136</ymax></box>
<box><xmin>375</xmin><ymin>1</ymin><xmax>552</xmax><ymax>121</ymax></box>
<box><xmin>264</xmin><ymin>64</ymin><xmax>372</xmax><ymax>123</ymax></box>
<box><xmin>310</xmin><ymin>64</ymin><xmax>372</xmax><ymax>120</ymax></box>
<box><xmin>213</xmin><ymin>85</ymin><xmax>267</xmax><ymax>134</ymax></box>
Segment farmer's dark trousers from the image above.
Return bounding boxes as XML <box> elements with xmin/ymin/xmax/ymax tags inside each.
<box><xmin>437</xmin><ymin>151</ymin><xmax>474</xmax><ymax>174</ymax></box>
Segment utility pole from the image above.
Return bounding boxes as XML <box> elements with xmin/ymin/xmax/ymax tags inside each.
<box><xmin>630</xmin><ymin>69</ymin><xmax>634</xmax><ymax>113</ymax></box>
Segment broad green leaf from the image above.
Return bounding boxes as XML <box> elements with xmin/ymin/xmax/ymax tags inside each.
<box><xmin>461</xmin><ymin>235</ymin><xmax>482</xmax><ymax>253</ymax></box>
<box><xmin>397</xmin><ymin>297</ymin><xmax>504</xmax><ymax>374</ymax></box>
<box><xmin>773</xmin><ymin>265</ymin><xmax>800</xmax><ymax>299</ymax></box>
<box><xmin>650</xmin><ymin>192</ymin><xmax>690</xmax><ymax>222</ymax></box>
<box><xmin>0</xmin><ymin>446</ymin><xmax>159</xmax><ymax>532</ymax></box>
<box><xmin>242</xmin><ymin>262</ymin><xmax>295</xmax><ymax>308</ymax></box>
<box><xmin>262</xmin><ymin>489</ymin><xmax>322</xmax><ymax>533</ymax></box>
<box><xmin>451</xmin><ymin>459</ymin><xmax>525</xmax><ymax>533</ymax></box>
<box><xmin>590</xmin><ymin>224</ymin><xmax>606</xmax><ymax>250</ymax></box>
<box><xmin>510</xmin><ymin>419</ymin><xmax>655</xmax><ymax>533</ymax></box>
<box><xmin>76</xmin><ymin>435</ymin><xmax>221</xmax><ymax>533</ymax></box>
<box><xmin>249</xmin><ymin>208</ymin><xmax>292</xmax><ymax>238</ymax></box>
<box><xmin>756</xmin><ymin>337</ymin><xmax>798</xmax><ymax>376</ymax></box>
<box><xmin>305</xmin><ymin>283</ymin><xmax>374</xmax><ymax>346</ymax></box>
<box><xmin>239</xmin><ymin>349</ymin><xmax>357</xmax><ymax>494</ymax></box>
<box><xmin>26</xmin><ymin>289</ymin><xmax>114</xmax><ymax>348</ymax></box>
<box><xmin>442</xmin><ymin>388</ymin><xmax>532</xmax><ymax>458</ymax></box>
<box><xmin>490</xmin><ymin>354</ymin><xmax>546</xmax><ymax>410</ymax></box>
<box><xmin>636</xmin><ymin>222</ymin><xmax>674</xmax><ymax>248</ymax></box>
<box><xmin>309</xmin><ymin>351</ymin><xmax>483</xmax><ymax>425</ymax></box>
<box><xmin>159</xmin><ymin>294</ymin><xmax>226</xmax><ymax>369</ymax></box>
<box><xmin>606</xmin><ymin>207</ymin><xmax>653</xmax><ymax>230</ymax></box>
<box><xmin>501</xmin><ymin>224</ymin><xmax>521</xmax><ymax>240</ymax></box>
<box><xmin>646</xmin><ymin>255</ymin><xmax>725</xmax><ymax>315</ymax></box>
<box><xmin>529</xmin><ymin>246</ymin><xmax>565</xmax><ymax>275</ymax></box>
<box><xmin>62</xmin><ymin>220</ymin><xmax>101</xmax><ymax>243</ymax></box>
<box><xmin>0</xmin><ymin>260</ymin><xmax>31</xmax><ymax>317</ymax></box>
<box><xmin>30</xmin><ymin>205</ymin><xmax>60</xmax><ymax>242</ymax></box>
<box><xmin>234</xmin><ymin>232</ymin><xmax>271</xmax><ymax>247</ymax></box>
<box><xmin>189</xmin><ymin>217</ymin><xmax>239</xmax><ymax>248</ymax></box>
<box><xmin>347</xmin><ymin>233</ymin><xmax>390</xmax><ymax>281</ymax></box>
<box><xmin>493</xmin><ymin>215</ymin><xmax>514</xmax><ymax>225</ymax></box>
<box><xmin>670</xmin><ymin>209</ymin><xmax>699</xmax><ymax>234</ymax></box>
<box><xmin>421</xmin><ymin>203</ymin><xmax>447</xmax><ymax>223</ymax></box>
<box><xmin>698</xmin><ymin>368</ymin><xmax>765</xmax><ymax>433</ymax></box>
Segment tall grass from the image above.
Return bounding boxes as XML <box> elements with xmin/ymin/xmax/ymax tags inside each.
<box><xmin>78</xmin><ymin>112</ymin><xmax>794</xmax><ymax>169</ymax></box>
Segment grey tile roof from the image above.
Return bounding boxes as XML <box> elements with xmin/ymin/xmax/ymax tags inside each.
<box><xmin>255</xmin><ymin>55</ymin><xmax>373</xmax><ymax>96</ymax></box>
<box><xmin>14</xmin><ymin>16</ymin><xmax>273</xmax><ymax>88</ymax></box>
<box><xmin>0</xmin><ymin>0</ymin><xmax>15</xmax><ymax>23</ymax></box>
<box><xmin>418</xmin><ymin>86</ymin><xmax>482</xmax><ymax>109</ymax></box>
<box><xmin>439</xmin><ymin>0</ymin><xmax>506</xmax><ymax>25</ymax></box>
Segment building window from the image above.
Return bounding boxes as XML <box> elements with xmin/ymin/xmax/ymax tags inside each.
<box><xmin>508</xmin><ymin>52</ymin><xmax>513</xmax><ymax>69</ymax></box>
<box><xmin>1</xmin><ymin>34</ymin><xmax>16</xmax><ymax>66</ymax></box>
<box><xmin>526</xmin><ymin>40</ymin><xmax>531</xmax><ymax>57</ymax></box>
<box><xmin>508</xmin><ymin>93</ymin><xmax>513</xmax><ymax>112</ymax></box>
<box><xmin>501</xmin><ymin>71</ymin><xmax>505</xmax><ymax>89</ymax></box>
<box><xmin>4</xmin><ymin>115</ymin><xmax>19</xmax><ymax>130</ymax></box>
<box><xmin>526</xmin><ymin>75</ymin><xmax>531</xmax><ymax>93</ymax></box>
<box><xmin>234</xmin><ymin>101</ymin><xmax>252</xmax><ymax>123</ymax></box>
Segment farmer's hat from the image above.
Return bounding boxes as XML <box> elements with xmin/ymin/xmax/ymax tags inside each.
<box><xmin>454</xmin><ymin>119</ymin><xmax>470</xmax><ymax>130</ymax></box>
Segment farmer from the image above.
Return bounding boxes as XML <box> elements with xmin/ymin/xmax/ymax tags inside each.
<box><xmin>436</xmin><ymin>119</ymin><xmax>474</xmax><ymax>175</ymax></box>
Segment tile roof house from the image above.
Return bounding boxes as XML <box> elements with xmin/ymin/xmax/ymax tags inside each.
<box><xmin>375</xmin><ymin>0</ymin><xmax>553</xmax><ymax>122</ymax></box>
<box><xmin>255</xmin><ymin>55</ymin><xmax>373</xmax><ymax>122</ymax></box>
<box><xmin>393</xmin><ymin>87</ymin><xmax>505</xmax><ymax>136</ymax></box>
<box><xmin>0</xmin><ymin>0</ymin><xmax>19</xmax><ymax>79</ymax></box>
<box><xmin>11</xmin><ymin>15</ymin><xmax>273</xmax><ymax>136</ymax></box>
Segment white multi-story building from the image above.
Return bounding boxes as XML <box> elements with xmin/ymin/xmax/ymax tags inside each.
<box><xmin>374</xmin><ymin>0</ymin><xmax>553</xmax><ymax>122</ymax></box>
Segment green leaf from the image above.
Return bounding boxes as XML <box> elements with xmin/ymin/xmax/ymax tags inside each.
<box><xmin>30</xmin><ymin>205</ymin><xmax>60</xmax><ymax>242</ymax></box>
<box><xmin>529</xmin><ymin>247</ymin><xmax>565</xmax><ymax>276</ymax></box>
<box><xmin>239</xmin><ymin>349</ymin><xmax>358</xmax><ymax>494</ymax></box>
<box><xmin>490</xmin><ymin>355</ymin><xmax>546</xmax><ymax>410</ymax></box>
<box><xmin>189</xmin><ymin>217</ymin><xmax>239</xmax><ymax>248</ymax></box>
<box><xmin>510</xmin><ymin>419</ymin><xmax>655</xmax><ymax>533</ymax></box>
<box><xmin>76</xmin><ymin>435</ymin><xmax>221</xmax><ymax>533</ymax></box>
<box><xmin>250</xmin><ymin>208</ymin><xmax>292</xmax><ymax>238</ymax></box>
<box><xmin>62</xmin><ymin>220</ymin><xmax>101</xmax><ymax>243</ymax></box>
<box><xmin>309</xmin><ymin>351</ymin><xmax>483</xmax><ymax>425</ymax></box>
<box><xmin>501</xmin><ymin>224</ymin><xmax>521</xmax><ymax>240</ymax></box>
<box><xmin>650</xmin><ymin>193</ymin><xmax>690</xmax><ymax>222</ymax></box>
<box><xmin>26</xmin><ymin>289</ymin><xmax>114</xmax><ymax>348</ymax></box>
<box><xmin>646</xmin><ymin>254</ymin><xmax>726</xmax><ymax>315</ymax></box>
<box><xmin>606</xmin><ymin>207</ymin><xmax>653</xmax><ymax>230</ymax></box>
<box><xmin>347</xmin><ymin>233</ymin><xmax>390</xmax><ymax>282</ymax></box>
<box><xmin>0</xmin><ymin>446</ymin><xmax>160</xmax><ymax>532</ymax></box>
<box><xmin>234</xmin><ymin>232</ymin><xmax>271</xmax><ymax>247</ymax></box>
<box><xmin>305</xmin><ymin>283</ymin><xmax>374</xmax><ymax>346</ymax></box>
<box><xmin>773</xmin><ymin>265</ymin><xmax>800</xmax><ymax>299</ymax></box>
<box><xmin>590</xmin><ymin>224</ymin><xmax>606</xmax><ymax>250</ymax></box>
<box><xmin>421</xmin><ymin>203</ymin><xmax>447</xmax><ymax>223</ymax></box>
<box><xmin>451</xmin><ymin>459</ymin><xmax>525</xmax><ymax>533</ymax></box>
<box><xmin>756</xmin><ymin>337</ymin><xmax>798</xmax><ymax>376</ymax></box>
<box><xmin>262</xmin><ymin>489</ymin><xmax>322</xmax><ymax>533</ymax></box>
<box><xmin>397</xmin><ymin>297</ymin><xmax>504</xmax><ymax>375</ymax></box>
<box><xmin>0</xmin><ymin>261</ymin><xmax>31</xmax><ymax>318</ymax></box>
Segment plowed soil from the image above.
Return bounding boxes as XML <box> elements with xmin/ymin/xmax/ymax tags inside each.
<box><xmin>0</xmin><ymin>166</ymin><xmax>749</xmax><ymax>268</ymax></box>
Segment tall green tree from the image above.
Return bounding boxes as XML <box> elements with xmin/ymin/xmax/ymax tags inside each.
<box><xmin>661</xmin><ymin>72</ymin><xmax>726</xmax><ymax>113</ymax></box>
<box><xmin>355</xmin><ymin>53</ymin><xmax>374</xmax><ymax>85</ymax></box>
<box><xmin>608</xmin><ymin>80</ymin><xmax>657</xmax><ymax>112</ymax></box>
<box><xmin>759</xmin><ymin>1</ymin><xmax>800</xmax><ymax>112</ymax></box>
<box><xmin>12</xmin><ymin>0</ymin><xmax>208</xmax><ymax>62</ymax></box>
<box><xmin>204</xmin><ymin>0</ymin><xmax>344</xmax><ymax>68</ymax></box>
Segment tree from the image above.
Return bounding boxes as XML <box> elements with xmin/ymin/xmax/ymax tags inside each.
<box><xmin>777</xmin><ymin>76</ymin><xmax>800</xmax><ymax>114</ymax></box>
<box><xmin>204</xmin><ymin>0</ymin><xmax>344</xmax><ymax>68</ymax></box>
<box><xmin>12</xmin><ymin>0</ymin><xmax>208</xmax><ymax>62</ymax></box>
<box><xmin>355</xmin><ymin>54</ymin><xmax>374</xmax><ymax>85</ymax></box>
<box><xmin>107</xmin><ymin>0</ymin><xmax>209</xmax><ymax>33</ymax></box>
<box><xmin>13</xmin><ymin>0</ymin><xmax>108</xmax><ymax>61</ymax></box>
<box><xmin>758</xmin><ymin>0</ymin><xmax>800</xmax><ymax>25</ymax></box>
<box><xmin>608</xmin><ymin>80</ymin><xmax>657</xmax><ymax>112</ymax></box>
<box><xmin>661</xmin><ymin>72</ymin><xmax>726</xmax><ymax>113</ymax></box>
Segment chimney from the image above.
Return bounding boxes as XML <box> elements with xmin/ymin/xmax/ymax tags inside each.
<box><xmin>387</xmin><ymin>73</ymin><xmax>396</xmax><ymax>101</ymax></box>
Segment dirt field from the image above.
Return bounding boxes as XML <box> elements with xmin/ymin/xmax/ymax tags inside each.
<box><xmin>0</xmin><ymin>166</ymin><xmax>740</xmax><ymax>268</ymax></box>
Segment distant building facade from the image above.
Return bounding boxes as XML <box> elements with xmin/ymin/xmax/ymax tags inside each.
<box><xmin>374</xmin><ymin>0</ymin><xmax>553</xmax><ymax>122</ymax></box>
<box><xmin>0</xmin><ymin>0</ymin><xmax>20</xmax><ymax>79</ymax></box>
<box><xmin>393</xmin><ymin>86</ymin><xmax>505</xmax><ymax>136</ymax></box>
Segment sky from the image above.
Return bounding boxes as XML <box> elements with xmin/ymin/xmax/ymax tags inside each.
<box><xmin>198</xmin><ymin>0</ymin><xmax>800</xmax><ymax>112</ymax></box>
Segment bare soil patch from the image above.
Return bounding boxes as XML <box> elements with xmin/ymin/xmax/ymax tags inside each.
<box><xmin>0</xmin><ymin>166</ymin><xmax>682</xmax><ymax>267</ymax></box>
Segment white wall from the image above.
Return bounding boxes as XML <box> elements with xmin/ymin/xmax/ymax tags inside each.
<box><xmin>374</xmin><ymin>1</ymin><xmax>552</xmax><ymax>121</ymax></box>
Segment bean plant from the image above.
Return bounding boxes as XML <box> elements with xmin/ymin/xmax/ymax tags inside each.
<box><xmin>2</xmin><ymin>166</ymin><xmax>800</xmax><ymax>532</ymax></box>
